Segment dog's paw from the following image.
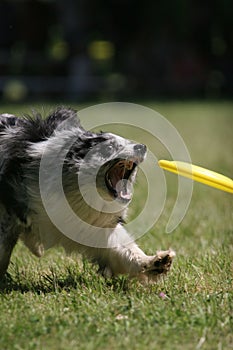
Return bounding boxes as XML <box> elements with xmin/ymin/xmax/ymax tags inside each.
<box><xmin>142</xmin><ymin>249</ymin><xmax>176</xmax><ymax>277</ymax></box>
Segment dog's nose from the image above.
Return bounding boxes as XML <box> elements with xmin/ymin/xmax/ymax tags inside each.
<box><xmin>133</xmin><ymin>143</ymin><xmax>147</xmax><ymax>154</ymax></box>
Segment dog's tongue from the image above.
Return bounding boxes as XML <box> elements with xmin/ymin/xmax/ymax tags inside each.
<box><xmin>116</xmin><ymin>179</ymin><xmax>132</xmax><ymax>200</ymax></box>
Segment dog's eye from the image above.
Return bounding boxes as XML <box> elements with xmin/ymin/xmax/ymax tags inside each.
<box><xmin>104</xmin><ymin>143</ymin><xmax>115</xmax><ymax>152</ymax></box>
<box><xmin>97</xmin><ymin>141</ymin><xmax>116</xmax><ymax>159</ymax></box>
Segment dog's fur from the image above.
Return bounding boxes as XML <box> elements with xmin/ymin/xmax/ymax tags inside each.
<box><xmin>0</xmin><ymin>107</ymin><xmax>175</xmax><ymax>280</ymax></box>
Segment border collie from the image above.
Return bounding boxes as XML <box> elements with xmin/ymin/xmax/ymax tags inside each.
<box><xmin>0</xmin><ymin>107</ymin><xmax>175</xmax><ymax>281</ymax></box>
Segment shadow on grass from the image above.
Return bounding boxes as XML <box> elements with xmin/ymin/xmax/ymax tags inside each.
<box><xmin>0</xmin><ymin>268</ymin><xmax>130</xmax><ymax>295</ymax></box>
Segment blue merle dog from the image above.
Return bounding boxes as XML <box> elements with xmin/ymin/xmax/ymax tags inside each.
<box><xmin>0</xmin><ymin>107</ymin><xmax>175</xmax><ymax>281</ymax></box>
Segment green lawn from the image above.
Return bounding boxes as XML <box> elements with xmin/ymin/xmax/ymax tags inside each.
<box><xmin>0</xmin><ymin>101</ymin><xmax>232</xmax><ymax>350</ymax></box>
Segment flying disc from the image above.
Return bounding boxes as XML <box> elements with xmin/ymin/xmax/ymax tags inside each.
<box><xmin>158</xmin><ymin>160</ymin><xmax>233</xmax><ymax>194</ymax></box>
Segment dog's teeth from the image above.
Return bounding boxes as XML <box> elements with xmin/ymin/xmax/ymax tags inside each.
<box><xmin>126</xmin><ymin>161</ymin><xmax>133</xmax><ymax>170</ymax></box>
<box><xmin>108</xmin><ymin>177</ymin><xmax>113</xmax><ymax>187</ymax></box>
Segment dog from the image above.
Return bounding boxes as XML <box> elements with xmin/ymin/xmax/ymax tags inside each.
<box><xmin>0</xmin><ymin>107</ymin><xmax>175</xmax><ymax>281</ymax></box>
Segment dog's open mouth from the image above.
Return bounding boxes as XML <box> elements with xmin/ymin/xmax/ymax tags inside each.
<box><xmin>105</xmin><ymin>159</ymin><xmax>138</xmax><ymax>201</ymax></box>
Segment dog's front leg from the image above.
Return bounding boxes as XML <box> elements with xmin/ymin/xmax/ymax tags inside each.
<box><xmin>0</xmin><ymin>213</ymin><xmax>19</xmax><ymax>279</ymax></box>
<box><xmin>102</xmin><ymin>225</ymin><xmax>175</xmax><ymax>279</ymax></box>
<box><xmin>105</xmin><ymin>244</ymin><xmax>175</xmax><ymax>279</ymax></box>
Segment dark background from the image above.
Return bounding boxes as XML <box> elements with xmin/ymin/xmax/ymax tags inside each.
<box><xmin>0</xmin><ymin>0</ymin><xmax>232</xmax><ymax>102</ymax></box>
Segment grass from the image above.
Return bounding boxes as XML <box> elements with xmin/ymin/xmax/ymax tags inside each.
<box><xmin>0</xmin><ymin>101</ymin><xmax>232</xmax><ymax>350</ymax></box>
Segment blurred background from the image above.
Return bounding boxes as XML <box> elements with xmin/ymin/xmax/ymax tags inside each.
<box><xmin>0</xmin><ymin>0</ymin><xmax>232</xmax><ymax>102</ymax></box>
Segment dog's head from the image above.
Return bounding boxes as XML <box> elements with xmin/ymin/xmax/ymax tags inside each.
<box><xmin>65</xmin><ymin>126</ymin><xmax>147</xmax><ymax>206</ymax></box>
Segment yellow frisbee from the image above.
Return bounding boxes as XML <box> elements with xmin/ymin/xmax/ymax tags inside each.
<box><xmin>158</xmin><ymin>160</ymin><xmax>233</xmax><ymax>194</ymax></box>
